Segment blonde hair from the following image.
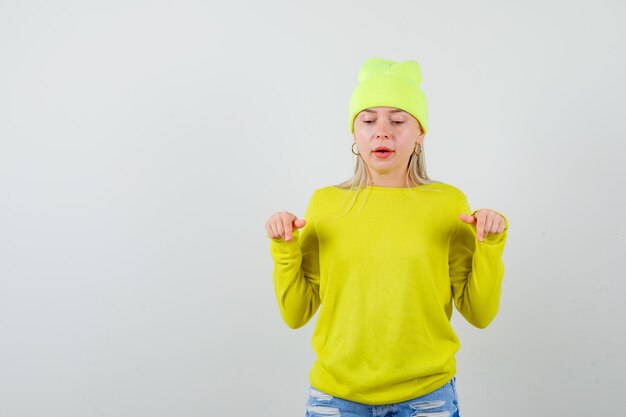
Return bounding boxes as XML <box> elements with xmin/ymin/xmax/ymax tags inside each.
<box><xmin>335</xmin><ymin>143</ymin><xmax>439</xmax><ymax>189</ymax></box>
<box><xmin>333</xmin><ymin>125</ymin><xmax>441</xmax><ymax>215</ymax></box>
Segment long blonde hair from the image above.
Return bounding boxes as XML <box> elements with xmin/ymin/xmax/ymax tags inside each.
<box><xmin>333</xmin><ymin>131</ymin><xmax>441</xmax><ymax>215</ymax></box>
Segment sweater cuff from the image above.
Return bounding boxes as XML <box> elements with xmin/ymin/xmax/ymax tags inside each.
<box><xmin>268</xmin><ymin>228</ymin><xmax>302</xmax><ymax>253</ymax></box>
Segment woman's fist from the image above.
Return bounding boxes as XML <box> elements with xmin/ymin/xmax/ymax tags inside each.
<box><xmin>459</xmin><ymin>208</ymin><xmax>506</xmax><ymax>242</ymax></box>
<box><xmin>265</xmin><ymin>211</ymin><xmax>307</xmax><ymax>241</ymax></box>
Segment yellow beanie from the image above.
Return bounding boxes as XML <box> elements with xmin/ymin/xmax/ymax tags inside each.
<box><xmin>349</xmin><ymin>57</ymin><xmax>428</xmax><ymax>135</ymax></box>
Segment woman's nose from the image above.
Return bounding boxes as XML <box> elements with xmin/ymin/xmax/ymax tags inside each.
<box><xmin>375</xmin><ymin>121</ymin><xmax>391</xmax><ymax>139</ymax></box>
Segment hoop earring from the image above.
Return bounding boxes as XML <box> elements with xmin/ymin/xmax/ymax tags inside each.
<box><xmin>351</xmin><ymin>142</ymin><xmax>360</xmax><ymax>156</ymax></box>
<box><xmin>413</xmin><ymin>143</ymin><xmax>422</xmax><ymax>157</ymax></box>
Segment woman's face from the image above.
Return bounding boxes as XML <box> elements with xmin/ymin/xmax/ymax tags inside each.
<box><xmin>352</xmin><ymin>107</ymin><xmax>424</xmax><ymax>180</ymax></box>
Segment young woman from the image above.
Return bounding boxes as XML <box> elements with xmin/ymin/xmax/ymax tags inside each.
<box><xmin>265</xmin><ymin>57</ymin><xmax>509</xmax><ymax>417</ymax></box>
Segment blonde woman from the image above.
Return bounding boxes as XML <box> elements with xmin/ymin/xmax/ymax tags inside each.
<box><xmin>265</xmin><ymin>57</ymin><xmax>509</xmax><ymax>417</ymax></box>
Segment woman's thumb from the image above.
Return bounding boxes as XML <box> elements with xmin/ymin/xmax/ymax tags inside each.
<box><xmin>459</xmin><ymin>214</ymin><xmax>475</xmax><ymax>224</ymax></box>
<box><xmin>294</xmin><ymin>218</ymin><xmax>307</xmax><ymax>229</ymax></box>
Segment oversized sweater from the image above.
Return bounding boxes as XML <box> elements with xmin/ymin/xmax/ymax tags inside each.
<box><xmin>268</xmin><ymin>182</ymin><xmax>508</xmax><ymax>405</ymax></box>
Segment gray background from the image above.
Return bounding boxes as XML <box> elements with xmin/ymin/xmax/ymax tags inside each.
<box><xmin>1</xmin><ymin>1</ymin><xmax>624</xmax><ymax>416</ymax></box>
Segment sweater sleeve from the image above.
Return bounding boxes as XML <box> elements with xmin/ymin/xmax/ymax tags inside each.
<box><xmin>448</xmin><ymin>192</ymin><xmax>509</xmax><ymax>329</ymax></box>
<box><xmin>268</xmin><ymin>192</ymin><xmax>321</xmax><ymax>329</ymax></box>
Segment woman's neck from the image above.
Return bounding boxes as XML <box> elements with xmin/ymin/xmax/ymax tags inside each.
<box><xmin>367</xmin><ymin>172</ymin><xmax>410</xmax><ymax>188</ymax></box>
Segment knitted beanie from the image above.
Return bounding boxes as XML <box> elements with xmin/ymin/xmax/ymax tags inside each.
<box><xmin>348</xmin><ymin>57</ymin><xmax>428</xmax><ymax>135</ymax></box>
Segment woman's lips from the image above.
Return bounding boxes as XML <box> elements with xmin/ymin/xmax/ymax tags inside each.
<box><xmin>373</xmin><ymin>150</ymin><xmax>394</xmax><ymax>159</ymax></box>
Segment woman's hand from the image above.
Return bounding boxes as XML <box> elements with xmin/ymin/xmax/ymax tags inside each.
<box><xmin>459</xmin><ymin>209</ymin><xmax>506</xmax><ymax>242</ymax></box>
<box><xmin>265</xmin><ymin>211</ymin><xmax>307</xmax><ymax>242</ymax></box>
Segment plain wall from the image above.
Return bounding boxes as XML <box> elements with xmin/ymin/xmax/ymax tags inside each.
<box><xmin>1</xmin><ymin>1</ymin><xmax>624</xmax><ymax>416</ymax></box>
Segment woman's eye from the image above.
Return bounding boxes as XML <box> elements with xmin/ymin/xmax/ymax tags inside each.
<box><xmin>362</xmin><ymin>120</ymin><xmax>404</xmax><ymax>124</ymax></box>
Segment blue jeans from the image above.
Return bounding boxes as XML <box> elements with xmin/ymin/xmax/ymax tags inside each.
<box><xmin>306</xmin><ymin>376</ymin><xmax>460</xmax><ymax>417</ymax></box>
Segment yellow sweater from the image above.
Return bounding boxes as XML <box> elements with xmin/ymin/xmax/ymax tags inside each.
<box><xmin>269</xmin><ymin>182</ymin><xmax>508</xmax><ymax>405</ymax></box>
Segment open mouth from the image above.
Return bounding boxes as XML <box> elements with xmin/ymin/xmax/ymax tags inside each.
<box><xmin>373</xmin><ymin>149</ymin><xmax>394</xmax><ymax>158</ymax></box>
